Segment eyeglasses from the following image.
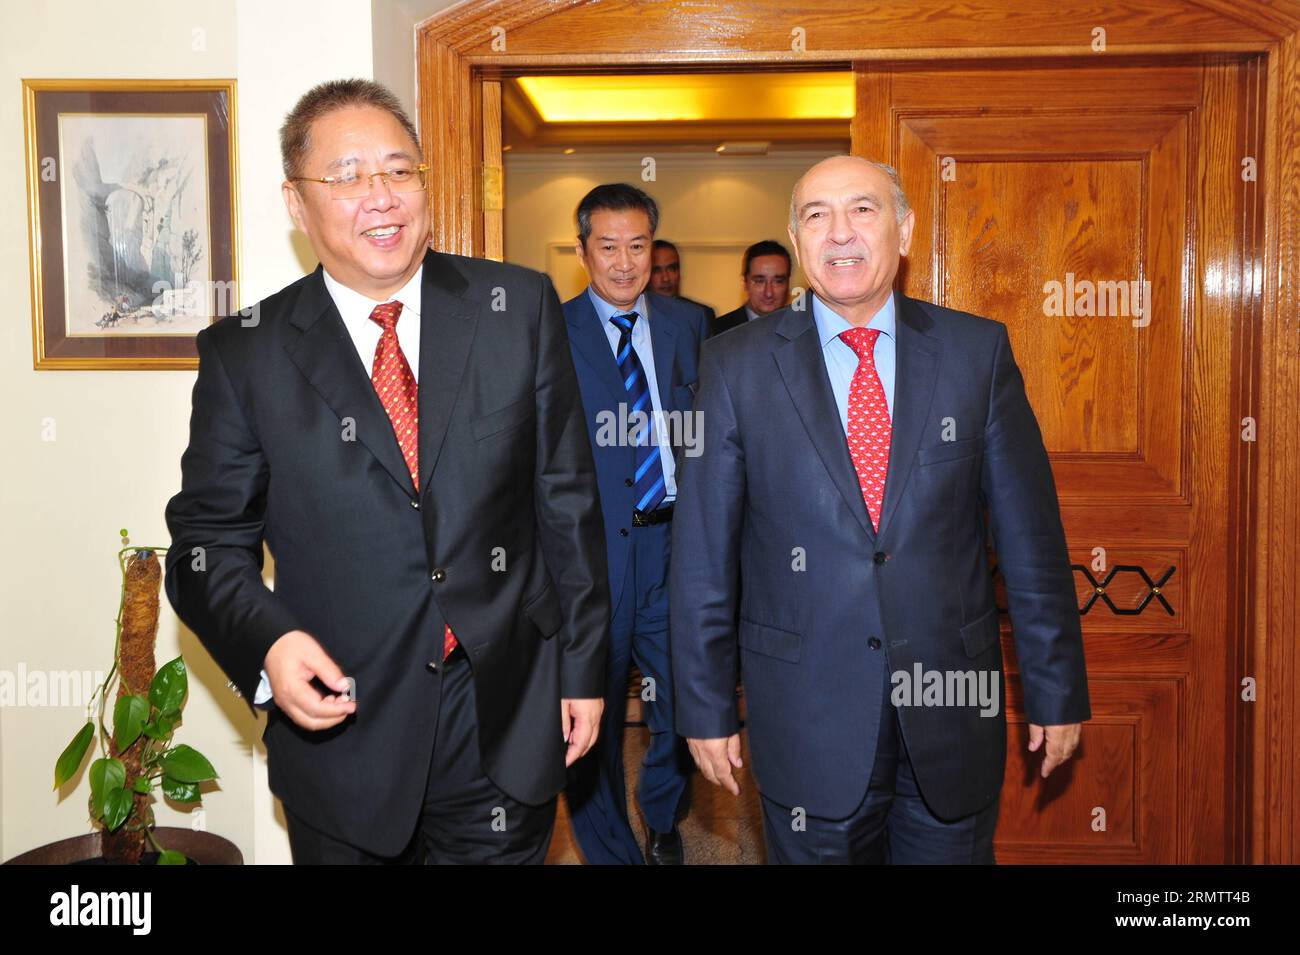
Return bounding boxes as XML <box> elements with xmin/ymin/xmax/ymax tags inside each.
<box><xmin>291</xmin><ymin>163</ymin><xmax>429</xmax><ymax>200</ymax></box>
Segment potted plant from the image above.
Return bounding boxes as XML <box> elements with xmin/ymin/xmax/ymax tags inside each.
<box><xmin>5</xmin><ymin>534</ymin><xmax>241</xmax><ymax>865</ymax></box>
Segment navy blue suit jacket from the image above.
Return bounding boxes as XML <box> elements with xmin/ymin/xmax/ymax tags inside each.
<box><xmin>670</xmin><ymin>291</ymin><xmax>1090</xmax><ymax>821</ymax></box>
<box><xmin>563</xmin><ymin>288</ymin><xmax>709</xmax><ymax>606</ymax></box>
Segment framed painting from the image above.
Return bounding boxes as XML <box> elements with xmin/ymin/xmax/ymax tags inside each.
<box><xmin>23</xmin><ymin>79</ymin><xmax>239</xmax><ymax>370</ymax></box>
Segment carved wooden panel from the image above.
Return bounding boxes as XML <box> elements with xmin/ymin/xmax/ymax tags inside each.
<box><xmin>881</xmin><ymin>60</ymin><xmax>1239</xmax><ymax>862</ymax></box>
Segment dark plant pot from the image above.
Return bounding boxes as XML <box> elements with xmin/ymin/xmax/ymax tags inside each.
<box><xmin>3</xmin><ymin>827</ymin><xmax>243</xmax><ymax>865</ymax></box>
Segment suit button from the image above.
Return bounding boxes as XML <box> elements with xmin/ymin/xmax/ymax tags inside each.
<box><xmin>873</xmin><ymin>551</ymin><xmax>887</xmax><ymax>565</ymax></box>
<box><xmin>619</xmin><ymin>528</ymin><xmax>629</xmax><ymax>537</ymax></box>
<box><xmin>868</xmin><ymin>637</ymin><xmax>881</xmax><ymax>650</ymax></box>
<box><xmin>410</xmin><ymin>500</ymin><xmax>420</xmax><ymax>509</ymax></box>
<box><xmin>624</xmin><ymin>478</ymin><xmax>634</xmax><ymax>487</ymax></box>
<box><xmin>426</xmin><ymin>660</ymin><xmax>439</xmax><ymax>671</ymax></box>
<box><xmin>431</xmin><ymin>568</ymin><xmax>446</xmax><ymax>582</ymax></box>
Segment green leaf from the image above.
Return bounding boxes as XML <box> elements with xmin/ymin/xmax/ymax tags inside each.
<box><xmin>102</xmin><ymin>787</ymin><xmax>134</xmax><ymax>830</ymax></box>
<box><xmin>132</xmin><ymin>776</ymin><xmax>152</xmax><ymax>794</ymax></box>
<box><xmin>112</xmin><ymin>695</ymin><xmax>150</xmax><ymax>751</ymax></box>
<box><xmin>157</xmin><ymin>849</ymin><xmax>187</xmax><ymax>865</ymax></box>
<box><xmin>54</xmin><ymin>722</ymin><xmax>95</xmax><ymax>789</ymax></box>
<box><xmin>141</xmin><ymin>714</ymin><xmax>176</xmax><ymax>740</ymax></box>
<box><xmin>160</xmin><ymin>744</ymin><xmax>216</xmax><ymax>783</ymax></box>
<box><xmin>149</xmin><ymin>657</ymin><xmax>188</xmax><ymax>716</ymax></box>
<box><xmin>161</xmin><ymin>776</ymin><xmax>201</xmax><ymax>803</ymax></box>
<box><xmin>89</xmin><ymin>758</ymin><xmax>126</xmax><ymax>819</ymax></box>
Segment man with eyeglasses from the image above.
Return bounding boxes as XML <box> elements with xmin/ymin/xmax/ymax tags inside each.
<box><xmin>165</xmin><ymin>78</ymin><xmax>610</xmax><ymax>864</ymax></box>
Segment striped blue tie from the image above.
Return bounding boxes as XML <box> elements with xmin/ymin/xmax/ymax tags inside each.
<box><xmin>609</xmin><ymin>311</ymin><xmax>666</xmax><ymax>513</ymax></box>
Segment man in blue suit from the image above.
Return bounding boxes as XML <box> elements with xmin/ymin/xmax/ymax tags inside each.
<box><xmin>563</xmin><ymin>183</ymin><xmax>709</xmax><ymax>864</ymax></box>
<box><xmin>670</xmin><ymin>156</ymin><xmax>1090</xmax><ymax>863</ymax></box>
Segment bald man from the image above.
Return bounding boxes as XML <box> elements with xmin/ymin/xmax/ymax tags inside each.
<box><xmin>670</xmin><ymin>156</ymin><xmax>1089</xmax><ymax>864</ymax></box>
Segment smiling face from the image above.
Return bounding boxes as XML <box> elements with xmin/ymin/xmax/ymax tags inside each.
<box><xmin>650</xmin><ymin>245</ymin><xmax>681</xmax><ymax>296</ymax></box>
<box><xmin>788</xmin><ymin>156</ymin><xmax>913</xmax><ymax>324</ymax></box>
<box><xmin>281</xmin><ymin>105</ymin><xmax>429</xmax><ymax>300</ymax></box>
<box><xmin>575</xmin><ymin>207</ymin><xmax>653</xmax><ymax>310</ymax></box>
<box><xmin>744</xmin><ymin>254</ymin><xmax>791</xmax><ymax>315</ymax></box>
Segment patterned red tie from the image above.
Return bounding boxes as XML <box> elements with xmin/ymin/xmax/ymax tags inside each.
<box><xmin>839</xmin><ymin>327</ymin><xmax>892</xmax><ymax>532</ymax></box>
<box><xmin>369</xmin><ymin>301</ymin><xmax>458</xmax><ymax>660</ymax></box>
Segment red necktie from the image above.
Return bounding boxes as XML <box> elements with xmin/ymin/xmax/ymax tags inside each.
<box><xmin>369</xmin><ymin>302</ymin><xmax>458</xmax><ymax>660</ymax></box>
<box><xmin>839</xmin><ymin>327</ymin><xmax>892</xmax><ymax>532</ymax></box>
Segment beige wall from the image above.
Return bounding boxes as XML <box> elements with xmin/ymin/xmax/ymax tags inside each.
<box><xmin>0</xmin><ymin>0</ymin><xmax>458</xmax><ymax>864</ymax></box>
<box><xmin>504</xmin><ymin>151</ymin><xmax>834</xmax><ymax>311</ymax></box>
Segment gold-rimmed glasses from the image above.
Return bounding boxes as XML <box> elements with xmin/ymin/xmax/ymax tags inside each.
<box><xmin>290</xmin><ymin>162</ymin><xmax>429</xmax><ymax>200</ymax></box>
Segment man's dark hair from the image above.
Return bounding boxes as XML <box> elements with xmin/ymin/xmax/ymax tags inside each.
<box><xmin>652</xmin><ymin>239</ymin><xmax>679</xmax><ymax>256</ymax></box>
<box><xmin>742</xmin><ymin>240</ymin><xmax>792</xmax><ymax>277</ymax></box>
<box><xmin>576</xmin><ymin>183</ymin><xmax>659</xmax><ymax>246</ymax></box>
<box><xmin>280</xmin><ymin>78</ymin><xmax>420</xmax><ymax>180</ymax></box>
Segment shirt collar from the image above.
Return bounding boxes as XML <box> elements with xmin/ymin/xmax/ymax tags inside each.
<box><xmin>587</xmin><ymin>285</ymin><xmax>648</xmax><ymax>328</ymax></box>
<box><xmin>322</xmin><ymin>264</ymin><xmax>424</xmax><ymax>327</ymax></box>
<box><xmin>744</xmin><ymin>305</ymin><xmax>760</xmax><ymax>322</ymax></box>
<box><xmin>811</xmin><ymin>290</ymin><xmax>896</xmax><ymax>349</ymax></box>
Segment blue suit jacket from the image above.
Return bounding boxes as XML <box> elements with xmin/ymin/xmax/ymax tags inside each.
<box><xmin>563</xmin><ymin>288</ymin><xmax>709</xmax><ymax>608</ymax></box>
<box><xmin>669</xmin><ymin>291</ymin><xmax>1090</xmax><ymax>821</ymax></box>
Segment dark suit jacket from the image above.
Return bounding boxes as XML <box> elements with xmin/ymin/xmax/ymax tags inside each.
<box><xmin>670</xmin><ymin>291</ymin><xmax>1089</xmax><ymax>821</ymax></box>
<box><xmin>164</xmin><ymin>250</ymin><xmax>610</xmax><ymax>855</ymax></box>
<box><xmin>711</xmin><ymin>306</ymin><xmax>748</xmax><ymax>337</ymax></box>
<box><xmin>679</xmin><ymin>295</ymin><xmax>715</xmax><ymax>326</ymax></box>
<box><xmin>562</xmin><ymin>288</ymin><xmax>708</xmax><ymax>605</ymax></box>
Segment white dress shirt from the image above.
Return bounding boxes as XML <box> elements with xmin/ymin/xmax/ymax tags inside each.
<box><xmin>253</xmin><ymin>265</ymin><xmax>424</xmax><ymax>706</ymax></box>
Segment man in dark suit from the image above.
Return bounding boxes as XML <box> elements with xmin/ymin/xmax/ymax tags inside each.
<box><xmin>712</xmin><ymin>240</ymin><xmax>792</xmax><ymax>336</ymax></box>
<box><xmin>651</xmin><ymin>238</ymin><xmax>716</xmax><ymax>325</ymax></box>
<box><xmin>563</xmin><ymin>186</ymin><xmax>708</xmax><ymax>864</ymax></box>
<box><xmin>164</xmin><ymin>79</ymin><xmax>609</xmax><ymax>864</ymax></box>
<box><xmin>670</xmin><ymin>156</ymin><xmax>1089</xmax><ymax>863</ymax></box>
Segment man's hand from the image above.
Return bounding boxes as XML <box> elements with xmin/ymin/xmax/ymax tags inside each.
<box><xmin>264</xmin><ymin>630</ymin><xmax>356</xmax><ymax>731</ymax></box>
<box><xmin>561</xmin><ymin>698</ymin><xmax>603</xmax><ymax>767</ymax></box>
<box><xmin>687</xmin><ymin>734</ymin><xmax>743</xmax><ymax>795</ymax></box>
<box><xmin>1028</xmin><ymin>722</ymin><xmax>1082</xmax><ymax>777</ymax></box>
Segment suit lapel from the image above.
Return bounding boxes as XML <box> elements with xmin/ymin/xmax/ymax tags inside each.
<box><xmin>284</xmin><ymin>266</ymin><xmax>416</xmax><ymax>498</ymax></box>
<box><xmin>645</xmin><ymin>293</ymin><xmax>680</xmax><ymax>412</ymax></box>
<box><xmin>416</xmin><ymin>251</ymin><xmax>480</xmax><ymax>494</ymax></box>
<box><xmin>876</xmin><ymin>292</ymin><xmax>941</xmax><ymax>541</ymax></box>
<box><xmin>773</xmin><ymin>306</ymin><xmax>876</xmax><ymax>540</ymax></box>
<box><xmin>566</xmin><ymin>289</ymin><xmax>630</xmax><ymax>403</ymax></box>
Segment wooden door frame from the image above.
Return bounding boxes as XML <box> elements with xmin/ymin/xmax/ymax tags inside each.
<box><xmin>417</xmin><ymin>0</ymin><xmax>1300</xmax><ymax>864</ymax></box>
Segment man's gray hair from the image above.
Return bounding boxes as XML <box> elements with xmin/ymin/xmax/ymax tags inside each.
<box><xmin>789</xmin><ymin>157</ymin><xmax>911</xmax><ymax>233</ymax></box>
<box><xmin>280</xmin><ymin>78</ymin><xmax>420</xmax><ymax>181</ymax></box>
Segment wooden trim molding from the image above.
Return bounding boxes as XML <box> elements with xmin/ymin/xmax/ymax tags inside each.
<box><xmin>1255</xmin><ymin>28</ymin><xmax>1300</xmax><ymax>864</ymax></box>
<box><xmin>418</xmin><ymin>0</ymin><xmax>1300</xmax><ymax>864</ymax></box>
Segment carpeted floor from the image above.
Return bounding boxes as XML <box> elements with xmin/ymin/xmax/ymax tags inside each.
<box><xmin>545</xmin><ymin>678</ymin><xmax>767</xmax><ymax>864</ymax></box>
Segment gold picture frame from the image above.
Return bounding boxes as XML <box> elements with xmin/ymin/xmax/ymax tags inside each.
<box><xmin>23</xmin><ymin>79</ymin><xmax>239</xmax><ymax>370</ymax></box>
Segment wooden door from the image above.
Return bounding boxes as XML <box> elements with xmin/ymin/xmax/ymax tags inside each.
<box><xmin>854</xmin><ymin>58</ymin><xmax>1260</xmax><ymax>863</ymax></box>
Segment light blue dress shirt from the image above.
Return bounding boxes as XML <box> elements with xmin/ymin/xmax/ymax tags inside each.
<box><xmin>811</xmin><ymin>292</ymin><xmax>897</xmax><ymax>435</ymax></box>
<box><xmin>587</xmin><ymin>287</ymin><xmax>678</xmax><ymax>503</ymax></box>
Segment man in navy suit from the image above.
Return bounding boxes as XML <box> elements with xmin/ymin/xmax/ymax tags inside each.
<box><xmin>563</xmin><ymin>184</ymin><xmax>709</xmax><ymax>864</ymax></box>
<box><xmin>712</xmin><ymin>240</ymin><xmax>792</xmax><ymax>337</ymax></box>
<box><xmin>650</xmin><ymin>238</ymin><xmax>716</xmax><ymax>326</ymax></box>
<box><xmin>670</xmin><ymin>156</ymin><xmax>1089</xmax><ymax>863</ymax></box>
